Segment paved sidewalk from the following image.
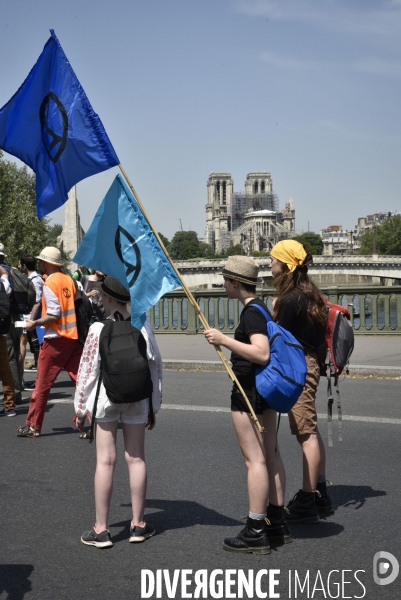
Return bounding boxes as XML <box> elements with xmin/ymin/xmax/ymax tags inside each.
<box><xmin>21</xmin><ymin>334</ymin><xmax>400</xmax><ymax>378</ymax></box>
<box><xmin>154</xmin><ymin>333</ymin><xmax>400</xmax><ymax>365</ymax></box>
<box><xmin>154</xmin><ymin>333</ymin><xmax>401</xmax><ymax>377</ymax></box>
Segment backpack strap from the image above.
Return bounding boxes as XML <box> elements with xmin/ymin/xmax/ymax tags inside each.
<box><xmin>326</xmin><ymin>364</ymin><xmax>334</xmax><ymax>447</ymax></box>
<box><xmin>148</xmin><ymin>380</ymin><xmax>155</xmax><ymax>426</ymax></box>
<box><xmin>326</xmin><ymin>362</ymin><xmax>343</xmax><ymax>447</ymax></box>
<box><xmin>248</xmin><ymin>303</ymin><xmax>273</xmax><ymax>323</ymax></box>
<box><xmin>88</xmin><ymin>365</ymin><xmax>103</xmax><ymax>443</ymax></box>
<box><xmin>334</xmin><ymin>373</ymin><xmax>343</xmax><ymax>442</ymax></box>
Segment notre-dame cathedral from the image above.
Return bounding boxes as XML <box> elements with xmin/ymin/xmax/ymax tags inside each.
<box><xmin>205</xmin><ymin>171</ymin><xmax>295</xmax><ymax>254</ymax></box>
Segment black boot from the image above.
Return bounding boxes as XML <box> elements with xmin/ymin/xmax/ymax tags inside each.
<box><xmin>283</xmin><ymin>489</ymin><xmax>320</xmax><ymax>524</ymax></box>
<box><xmin>265</xmin><ymin>504</ymin><xmax>292</xmax><ymax>545</ymax></box>
<box><xmin>316</xmin><ymin>481</ymin><xmax>334</xmax><ymax>514</ymax></box>
<box><xmin>223</xmin><ymin>517</ymin><xmax>270</xmax><ymax>555</ymax></box>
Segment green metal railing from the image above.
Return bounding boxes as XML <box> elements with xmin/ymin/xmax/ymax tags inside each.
<box><xmin>148</xmin><ymin>285</ymin><xmax>401</xmax><ymax>335</ymax></box>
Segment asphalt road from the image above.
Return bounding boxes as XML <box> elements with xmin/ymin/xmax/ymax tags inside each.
<box><xmin>1</xmin><ymin>371</ymin><xmax>400</xmax><ymax>600</ymax></box>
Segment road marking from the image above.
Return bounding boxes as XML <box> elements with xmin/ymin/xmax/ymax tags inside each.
<box><xmin>48</xmin><ymin>398</ymin><xmax>75</xmax><ymax>404</ymax></box>
<box><xmin>162</xmin><ymin>405</ymin><xmax>401</xmax><ymax>425</ymax></box>
<box><xmin>48</xmin><ymin>399</ymin><xmax>401</xmax><ymax>425</ymax></box>
<box><xmin>316</xmin><ymin>413</ymin><xmax>401</xmax><ymax>425</ymax></box>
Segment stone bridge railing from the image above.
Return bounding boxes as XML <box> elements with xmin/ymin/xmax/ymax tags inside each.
<box><xmin>175</xmin><ymin>256</ymin><xmax>401</xmax><ymax>287</ymax></box>
<box><xmin>148</xmin><ymin>285</ymin><xmax>401</xmax><ymax>335</ymax></box>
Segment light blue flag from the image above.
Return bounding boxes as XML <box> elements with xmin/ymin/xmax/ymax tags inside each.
<box><xmin>0</xmin><ymin>30</ymin><xmax>119</xmax><ymax>219</ymax></box>
<box><xmin>74</xmin><ymin>174</ymin><xmax>181</xmax><ymax>328</ymax></box>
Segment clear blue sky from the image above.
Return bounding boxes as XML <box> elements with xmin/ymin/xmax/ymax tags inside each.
<box><xmin>1</xmin><ymin>0</ymin><xmax>400</xmax><ymax>240</ymax></box>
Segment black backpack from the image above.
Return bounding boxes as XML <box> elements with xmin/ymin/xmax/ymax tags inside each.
<box><xmin>99</xmin><ymin>319</ymin><xmax>153</xmax><ymax>405</ymax></box>
<box><xmin>9</xmin><ymin>268</ymin><xmax>37</xmax><ymax>314</ymax></box>
<box><xmin>74</xmin><ymin>289</ymin><xmax>94</xmax><ymax>345</ymax></box>
<box><xmin>0</xmin><ymin>280</ymin><xmax>11</xmax><ymax>335</ymax></box>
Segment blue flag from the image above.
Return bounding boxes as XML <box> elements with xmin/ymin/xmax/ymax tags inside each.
<box><xmin>0</xmin><ymin>30</ymin><xmax>119</xmax><ymax>219</ymax></box>
<box><xmin>74</xmin><ymin>174</ymin><xmax>181</xmax><ymax>328</ymax></box>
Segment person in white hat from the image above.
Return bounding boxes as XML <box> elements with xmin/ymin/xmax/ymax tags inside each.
<box><xmin>204</xmin><ymin>255</ymin><xmax>288</xmax><ymax>555</ymax></box>
<box><xmin>15</xmin><ymin>247</ymin><xmax>83</xmax><ymax>437</ymax></box>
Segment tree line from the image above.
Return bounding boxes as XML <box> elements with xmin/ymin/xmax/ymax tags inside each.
<box><xmin>160</xmin><ymin>223</ymin><xmax>401</xmax><ymax>260</ymax></box>
<box><xmin>0</xmin><ymin>150</ymin><xmax>68</xmax><ymax>266</ymax></box>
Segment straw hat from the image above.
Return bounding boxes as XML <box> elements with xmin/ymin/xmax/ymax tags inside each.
<box><xmin>101</xmin><ymin>276</ymin><xmax>130</xmax><ymax>303</ymax></box>
<box><xmin>0</xmin><ymin>242</ymin><xmax>6</xmax><ymax>257</ymax></box>
<box><xmin>221</xmin><ymin>255</ymin><xmax>261</xmax><ymax>285</ymax></box>
<box><xmin>36</xmin><ymin>246</ymin><xmax>63</xmax><ymax>266</ymax></box>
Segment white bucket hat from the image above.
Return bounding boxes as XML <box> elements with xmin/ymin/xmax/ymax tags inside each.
<box><xmin>36</xmin><ymin>246</ymin><xmax>63</xmax><ymax>266</ymax></box>
<box><xmin>0</xmin><ymin>242</ymin><xmax>7</xmax><ymax>257</ymax></box>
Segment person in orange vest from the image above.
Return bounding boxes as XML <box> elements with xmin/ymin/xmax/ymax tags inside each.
<box><xmin>15</xmin><ymin>247</ymin><xmax>83</xmax><ymax>437</ymax></box>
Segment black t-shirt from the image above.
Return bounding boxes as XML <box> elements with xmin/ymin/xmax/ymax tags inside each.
<box><xmin>276</xmin><ymin>290</ymin><xmax>326</xmax><ymax>352</ymax></box>
<box><xmin>231</xmin><ymin>297</ymin><xmax>269</xmax><ymax>370</ymax></box>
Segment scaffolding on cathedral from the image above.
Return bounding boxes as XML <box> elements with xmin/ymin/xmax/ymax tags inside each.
<box><xmin>229</xmin><ymin>192</ymin><xmax>279</xmax><ymax>231</ymax></box>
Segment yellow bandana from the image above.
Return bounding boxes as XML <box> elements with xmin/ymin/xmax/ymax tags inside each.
<box><xmin>270</xmin><ymin>240</ymin><xmax>307</xmax><ymax>273</ymax></box>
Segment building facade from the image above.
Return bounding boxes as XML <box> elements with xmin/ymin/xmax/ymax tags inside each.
<box><xmin>321</xmin><ymin>211</ymin><xmax>398</xmax><ymax>255</ymax></box>
<box><xmin>205</xmin><ymin>171</ymin><xmax>295</xmax><ymax>254</ymax></box>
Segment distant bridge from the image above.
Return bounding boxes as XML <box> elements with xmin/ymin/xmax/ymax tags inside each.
<box><xmin>175</xmin><ymin>256</ymin><xmax>401</xmax><ymax>288</ymax></box>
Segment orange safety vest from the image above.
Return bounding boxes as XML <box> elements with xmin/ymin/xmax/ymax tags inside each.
<box><xmin>42</xmin><ymin>272</ymin><xmax>78</xmax><ymax>340</ymax></box>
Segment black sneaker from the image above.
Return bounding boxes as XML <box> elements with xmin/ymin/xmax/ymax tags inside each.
<box><xmin>26</xmin><ymin>364</ymin><xmax>38</xmax><ymax>372</ymax></box>
<box><xmin>315</xmin><ymin>482</ymin><xmax>334</xmax><ymax>514</ymax></box>
<box><xmin>81</xmin><ymin>528</ymin><xmax>113</xmax><ymax>548</ymax></box>
<box><xmin>223</xmin><ymin>518</ymin><xmax>270</xmax><ymax>555</ymax></box>
<box><xmin>24</xmin><ymin>381</ymin><xmax>36</xmax><ymax>391</ymax></box>
<box><xmin>129</xmin><ymin>523</ymin><xmax>155</xmax><ymax>543</ymax></box>
<box><xmin>284</xmin><ymin>490</ymin><xmax>320</xmax><ymax>524</ymax></box>
<box><xmin>265</xmin><ymin>505</ymin><xmax>292</xmax><ymax>545</ymax></box>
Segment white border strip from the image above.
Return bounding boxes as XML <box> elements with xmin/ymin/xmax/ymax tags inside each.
<box><xmin>47</xmin><ymin>399</ymin><xmax>401</xmax><ymax>424</ymax></box>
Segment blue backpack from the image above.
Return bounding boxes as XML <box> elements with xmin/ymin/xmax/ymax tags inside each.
<box><xmin>249</xmin><ymin>304</ymin><xmax>307</xmax><ymax>413</ymax></box>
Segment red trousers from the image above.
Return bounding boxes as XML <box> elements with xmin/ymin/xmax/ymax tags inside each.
<box><xmin>26</xmin><ymin>337</ymin><xmax>82</xmax><ymax>432</ymax></box>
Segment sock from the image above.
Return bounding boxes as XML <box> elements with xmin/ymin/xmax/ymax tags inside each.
<box><xmin>317</xmin><ymin>475</ymin><xmax>326</xmax><ymax>484</ymax></box>
<box><xmin>249</xmin><ymin>511</ymin><xmax>266</xmax><ymax>521</ymax></box>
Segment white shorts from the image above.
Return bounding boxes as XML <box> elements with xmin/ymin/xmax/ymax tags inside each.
<box><xmin>95</xmin><ymin>398</ymin><xmax>149</xmax><ymax>425</ymax></box>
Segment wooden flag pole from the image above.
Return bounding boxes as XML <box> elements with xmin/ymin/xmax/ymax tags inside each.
<box><xmin>118</xmin><ymin>164</ymin><xmax>264</xmax><ymax>433</ymax></box>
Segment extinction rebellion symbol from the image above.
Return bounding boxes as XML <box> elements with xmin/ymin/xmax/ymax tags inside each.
<box><xmin>39</xmin><ymin>92</ymin><xmax>68</xmax><ymax>163</ymax></box>
<box><xmin>115</xmin><ymin>226</ymin><xmax>142</xmax><ymax>287</ymax></box>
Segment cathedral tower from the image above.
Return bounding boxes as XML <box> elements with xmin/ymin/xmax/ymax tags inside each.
<box><xmin>205</xmin><ymin>172</ymin><xmax>234</xmax><ymax>253</ymax></box>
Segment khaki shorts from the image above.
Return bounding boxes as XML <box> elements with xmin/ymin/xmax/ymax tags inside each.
<box><xmin>288</xmin><ymin>351</ymin><xmax>320</xmax><ymax>436</ymax></box>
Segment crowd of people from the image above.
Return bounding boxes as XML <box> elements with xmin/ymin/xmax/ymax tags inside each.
<box><xmin>0</xmin><ymin>239</ymin><xmax>332</xmax><ymax>555</ymax></box>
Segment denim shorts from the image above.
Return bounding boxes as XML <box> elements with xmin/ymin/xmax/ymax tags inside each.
<box><xmin>96</xmin><ymin>398</ymin><xmax>149</xmax><ymax>425</ymax></box>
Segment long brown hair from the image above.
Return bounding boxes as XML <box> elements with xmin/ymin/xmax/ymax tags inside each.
<box><xmin>272</xmin><ymin>249</ymin><xmax>326</xmax><ymax>327</ymax></box>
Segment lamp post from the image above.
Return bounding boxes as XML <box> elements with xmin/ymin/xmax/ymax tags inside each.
<box><xmin>349</xmin><ymin>229</ymin><xmax>356</xmax><ymax>254</ymax></box>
